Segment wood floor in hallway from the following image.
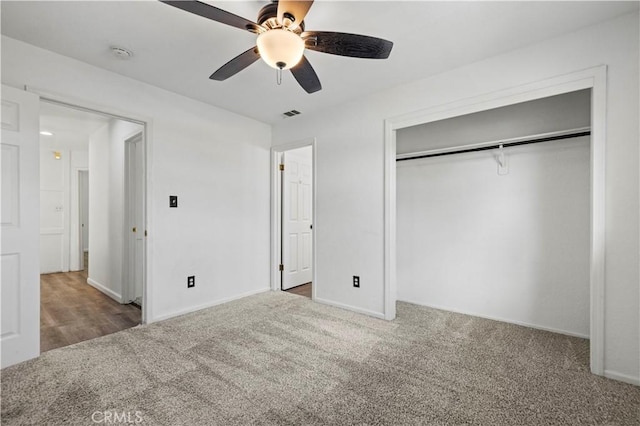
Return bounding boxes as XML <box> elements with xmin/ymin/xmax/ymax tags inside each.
<box><xmin>40</xmin><ymin>268</ymin><xmax>141</xmax><ymax>353</ymax></box>
<box><xmin>285</xmin><ymin>282</ymin><xmax>312</xmax><ymax>299</ymax></box>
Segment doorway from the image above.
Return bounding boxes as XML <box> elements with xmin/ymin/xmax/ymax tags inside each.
<box><xmin>271</xmin><ymin>141</ymin><xmax>316</xmax><ymax>299</ymax></box>
<box><xmin>38</xmin><ymin>99</ymin><xmax>145</xmax><ymax>353</ymax></box>
<box><xmin>78</xmin><ymin>170</ymin><xmax>89</xmax><ymax>271</ymax></box>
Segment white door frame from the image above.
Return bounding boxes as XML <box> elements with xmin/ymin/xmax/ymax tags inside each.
<box><xmin>25</xmin><ymin>86</ymin><xmax>152</xmax><ymax>324</ymax></box>
<box><xmin>270</xmin><ymin>138</ymin><xmax>317</xmax><ymax>299</ymax></box>
<box><xmin>384</xmin><ymin>65</ymin><xmax>607</xmax><ymax>376</ymax></box>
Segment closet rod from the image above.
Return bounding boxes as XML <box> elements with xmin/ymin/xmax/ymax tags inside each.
<box><xmin>396</xmin><ymin>130</ymin><xmax>591</xmax><ymax>162</ymax></box>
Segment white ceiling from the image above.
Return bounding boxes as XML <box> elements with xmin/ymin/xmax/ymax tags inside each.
<box><xmin>40</xmin><ymin>101</ymin><xmax>110</xmax><ymax>151</ymax></box>
<box><xmin>2</xmin><ymin>1</ymin><xmax>637</xmax><ymax>124</ymax></box>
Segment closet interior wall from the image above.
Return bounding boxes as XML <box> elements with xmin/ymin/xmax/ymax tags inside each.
<box><xmin>396</xmin><ymin>90</ymin><xmax>591</xmax><ymax>337</ymax></box>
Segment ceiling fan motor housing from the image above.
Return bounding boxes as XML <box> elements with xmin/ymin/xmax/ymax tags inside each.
<box><xmin>258</xmin><ymin>3</ymin><xmax>304</xmax><ymax>32</ymax></box>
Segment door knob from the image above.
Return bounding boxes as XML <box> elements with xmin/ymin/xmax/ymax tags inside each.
<box><xmin>132</xmin><ymin>227</ymin><xmax>137</xmax><ymax>233</ymax></box>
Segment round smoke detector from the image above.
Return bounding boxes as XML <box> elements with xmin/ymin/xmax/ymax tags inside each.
<box><xmin>110</xmin><ymin>46</ymin><xmax>133</xmax><ymax>59</ymax></box>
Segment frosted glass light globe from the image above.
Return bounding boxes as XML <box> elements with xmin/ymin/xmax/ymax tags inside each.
<box><xmin>257</xmin><ymin>29</ymin><xmax>304</xmax><ymax>70</ymax></box>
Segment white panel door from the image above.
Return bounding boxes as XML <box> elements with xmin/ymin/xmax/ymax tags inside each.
<box><xmin>282</xmin><ymin>148</ymin><xmax>312</xmax><ymax>290</ymax></box>
<box><xmin>1</xmin><ymin>85</ymin><xmax>40</xmax><ymax>368</ymax></box>
<box><xmin>124</xmin><ymin>133</ymin><xmax>144</xmax><ymax>305</ymax></box>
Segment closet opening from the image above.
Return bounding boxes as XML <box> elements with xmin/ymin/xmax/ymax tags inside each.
<box><xmin>394</xmin><ymin>88</ymin><xmax>596</xmax><ymax>371</ymax></box>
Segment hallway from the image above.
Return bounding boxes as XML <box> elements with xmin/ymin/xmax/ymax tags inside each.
<box><xmin>40</xmin><ymin>269</ymin><xmax>140</xmax><ymax>352</ymax></box>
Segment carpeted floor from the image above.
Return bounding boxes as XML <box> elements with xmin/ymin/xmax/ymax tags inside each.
<box><xmin>1</xmin><ymin>292</ymin><xmax>638</xmax><ymax>425</ymax></box>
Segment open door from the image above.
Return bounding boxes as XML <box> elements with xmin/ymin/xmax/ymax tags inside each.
<box><xmin>1</xmin><ymin>85</ymin><xmax>40</xmax><ymax>367</ymax></box>
<box><xmin>281</xmin><ymin>147</ymin><xmax>312</xmax><ymax>290</ymax></box>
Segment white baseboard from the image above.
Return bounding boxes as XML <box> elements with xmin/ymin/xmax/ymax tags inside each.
<box><xmin>86</xmin><ymin>278</ymin><xmax>122</xmax><ymax>303</ymax></box>
<box><xmin>397</xmin><ymin>298</ymin><xmax>589</xmax><ymax>339</ymax></box>
<box><xmin>313</xmin><ymin>297</ymin><xmax>385</xmax><ymax>319</ymax></box>
<box><xmin>150</xmin><ymin>287</ymin><xmax>271</xmax><ymax>323</ymax></box>
<box><xmin>604</xmin><ymin>370</ymin><xmax>640</xmax><ymax>386</ymax></box>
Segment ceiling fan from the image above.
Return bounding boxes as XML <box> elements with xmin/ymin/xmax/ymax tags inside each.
<box><xmin>160</xmin><ymin>0</ymin><xmax>394</xmax><ymax>94</ymax></box>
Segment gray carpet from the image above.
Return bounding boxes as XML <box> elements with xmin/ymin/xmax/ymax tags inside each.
<box><xmin>1</xmin><ymin>292</ymin><xmax>639</xmax><ymax>425</ymax></box>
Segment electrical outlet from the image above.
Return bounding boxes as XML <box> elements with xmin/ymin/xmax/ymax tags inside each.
<box><xmin>353</xmin><ymin>276</ymin><xmax>360</xmax><ymax>288</ymax></box>
<box><xmin>187</xmin><ymin>276</ymin><xmax>195</xmax><ymax>288</ymax></box>
<box><xmin>170</xmin><ymin>195</ymin><xmax>178</xmax><ymax>208</ymax></box>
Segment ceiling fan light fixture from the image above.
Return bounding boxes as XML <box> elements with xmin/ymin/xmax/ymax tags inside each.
<box><xmin>256</xmin><ymin>29</ymin><xmax>304</xmax><ymax>70</ymax></box>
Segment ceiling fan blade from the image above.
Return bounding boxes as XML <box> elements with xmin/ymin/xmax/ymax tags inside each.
<box><xmin>302</xmin><ymin>31</ymin><xmax>393</xmax><ymax>59</ymax></box>
<box><xmin>161</xmin><ymin>0</ymin><xmax>263</xmax><ymax>33</ymax></box>
<box><xmin>290</xmin><ymin>55</ymin><xmax>322</xmax><ymax>94</ymax></box>
<box><xmin>210</xmin><ymin>47</ymin><xmax>261</xmax><ymax>81</ymax></box>
<box><xmin>277</xmin><ymin>0</ymin><xmax>314</xmax><ymax>30</ymax></box>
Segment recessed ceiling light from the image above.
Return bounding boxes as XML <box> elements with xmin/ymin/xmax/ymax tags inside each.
<box><xmin>40</xmin><ymin>131</ymin><xmax>54</xmax><ymax>136</ymax></box>
<box><xmin>111</xmin><ymin>46</ymin><xmax>133</xmax><ymax>59</ymax></box>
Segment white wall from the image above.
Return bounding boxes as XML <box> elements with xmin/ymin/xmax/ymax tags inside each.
<box><xmin>2</xmin><ymin>35</ymin><xmax>272</xmax><ymax>322</ymax></box>
<box><xmin>39</xmin><ymin>147</ymin><xmax>69</xmax><ymax>273</ymax></box>
<box><xmin>88</xmin><ymin>124</ymin><xmax>110</xmax><ymax>291</ymax></box>
<box><xmin>87</xmin><ymin>119</ymin><xmax>142</xmax><ymax>301</ymax></box>
<box><xmin>272</xmin><ymin>12</ymin><xmax>639</xmax><ymax>382</ymax></box>
<box><xmin>40</xmin><ymin>134</ymin><xmax>89</xmax><ymax>274</ymax></box>
<box><xmin>397</xmin><ymin>137</ymin><xmax>590</xmax><ymax>337</ymax></box>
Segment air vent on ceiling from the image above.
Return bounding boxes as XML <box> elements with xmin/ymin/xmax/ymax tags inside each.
<box><xmin>282</xmin><ymin>109</ymin><xmax>301</xmax><ymax>118</ymax></box>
